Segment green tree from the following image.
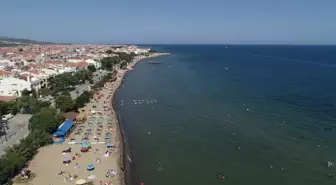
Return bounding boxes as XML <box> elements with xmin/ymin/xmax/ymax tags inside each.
<box><xmin>55</xmin><ymin>72</ymin><xmax>76</xmax><ymax>91</ymax></box>
<box><xmin>101</xmin><ymin>56</ymin><xmax>120</xmax><ymax>71</ymax></box>
<box><xmin>75</xmin><ymin>91</ymin><xmax>93</xmax><ymax>109</ymax></box>
<box><xmin>55</xmin><ymin>95</ymin><xmax>75</xmax><ymax>112</ymax></box>
<box><xmin>38</xmin><ymin>88</ymin><xmax>51</xmax><ymax>97</ymax></box>
<box><xmin>106</xmin><ymin>49</ymin><xmax>113</xmax><ymax>54</ymax></box>
<box><xmin>0</xmin><ymin>101</ymin><xmax>11</xmax><ymax>115</ymax></box>
<box><xmin>21</xmin><ymin>89</ymin><xmax>31</xmax><ymax>96</ymax></box>
<box><xmin>31</xmin><ymin>89</ymin><xmax>37</xmax><ymax>98</ymax></box>
<box><xmin>120</xmin><ymin>61</ymin><xmax>127</xmax><ymax>69</ymax></box>
<box><xmin>61</xmin><ymin>91</ymin><xmax>71</xmax><ymax>96</ymax></box>
<box><xmin>74</xmin><ymin>69</ymin><xmax>92</xmax><ymax>83</ymax></box>
<box><xmin>24</xmin><ymin>130</ymin><xmax>53</xmax><ymax>149</ymax></box>
<box><xmin>118</xmin><ymin>52</ymin><xmax>134</xmax><ymax>63</ymax></box>
<box><xmin>16</xmin><ymin>96</ymin><xmax>49</xmax><ymax>113</ymax></box>
<box><xmin>87</xmin><ymin>65</ymin><xmax>96</xmax><ymax>72</ymax></box>
<box><xmin>29</xmin><ymin>108</ymin><xmax>60</xmax><ymax>133</ymax></box>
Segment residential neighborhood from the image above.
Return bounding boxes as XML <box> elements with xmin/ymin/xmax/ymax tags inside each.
<box><xmin>0</xmin><ymin>44</ymin><xmax>150</xmax><ymax>99</ymax></box>
<box><xmin>0</xmin><ymin>44</ymin><xmax>152</xmax><ymax>155</ymax></box>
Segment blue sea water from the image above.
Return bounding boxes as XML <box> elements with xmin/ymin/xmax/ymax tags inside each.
<box><xmin>115</xmin><ymin>45</ymin><xmax>336</xmax><ymax>185</ymax></box>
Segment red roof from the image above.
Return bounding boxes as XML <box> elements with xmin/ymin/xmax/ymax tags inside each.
<box><xmin>29</xmin><ymin>69</ymin><xmax>39</xmax><ymax>74</ymax></box>
<box><xmin>0</xmin><ymin>96</ymin><xmax>17</xmax><ymax>102</ymax></box>
<box><xmin>76</xmin><ymin>62</ymin><xmax>89</xmax><ymax>67</ymax></box>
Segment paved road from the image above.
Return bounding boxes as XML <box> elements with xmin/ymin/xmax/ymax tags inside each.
<box><xmin>70</xmin><ymin>71</ymin><xmax>105</xmax><ymax>99</ymax></box>
<box><xmin>0</xmin><ymin>114</ymin><xmax>32</xmax><ymax>156</ymax></box>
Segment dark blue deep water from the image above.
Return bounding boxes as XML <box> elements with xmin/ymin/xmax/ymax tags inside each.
<box><xmin>115</xmin><ymin>45</ymin><xmax>336</xmax><ymax>185</ymax></box>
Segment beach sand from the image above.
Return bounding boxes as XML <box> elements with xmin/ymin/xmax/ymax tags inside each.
<box><xmin>15</xmin><ymin>53</ymin><xmax>169</xmax><ymax>185</ymax></box>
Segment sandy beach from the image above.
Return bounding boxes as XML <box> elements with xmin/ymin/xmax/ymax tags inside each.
<box><xmin>16</xmin><ymin>53</ymin><xmax>169</xmax><ymax>185</ymax></box>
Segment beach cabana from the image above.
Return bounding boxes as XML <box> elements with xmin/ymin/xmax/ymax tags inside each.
<box><xmin>52</xmin><ymin>120</ymin><xmax>75</xmax><ymax>144</ymax></box>
<box><xmin>76</xmin><ymin>111</ymin><xmax>87</xmax><ymax>124</ymax></box>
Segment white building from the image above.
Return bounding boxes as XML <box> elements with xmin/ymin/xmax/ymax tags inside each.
<box><xmin>0</xmin><ymin>77</ymin><xmax>32</xmax><ymax>96</ymax></box>
<box><xmin>85</xmin><ymin>59</ymin><xmax>101</xmax><ymax>69</ymax></box>
<box><xmin>67</xmin><ymin>59</ymin><xmax>84</xmax><ymax>63</ymax></box>
<box><xmin>0</xmin><ymin>59</ymin><xmax>11</xmax><ymax>70</ymax></box>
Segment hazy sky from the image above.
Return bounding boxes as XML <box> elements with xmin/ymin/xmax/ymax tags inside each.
<box><xmin>1</xmin><ymin>0</ymin><xmax>336</xmax><ymax>44</ymax></box>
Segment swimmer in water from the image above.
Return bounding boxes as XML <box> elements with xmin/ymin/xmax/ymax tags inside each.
<box><xmin>218</xmin><ymin>173</ymin><xmax>226</xmax><ymax>180</ymax></box>
<box><xmin>157</xmin><ymin>162</ymin><xmax>164</xmax><ymax>171</ymax></box>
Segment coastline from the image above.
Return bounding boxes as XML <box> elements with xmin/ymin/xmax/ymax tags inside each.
<box><xmin>21</xmin><ymin>52</ymin><xmax>170</xmax><ymax>185</ymax></box>
<box><xmin>112</xmin><ymin>52</ymin><xmax>170</xmax><ymax>185</ymax></box>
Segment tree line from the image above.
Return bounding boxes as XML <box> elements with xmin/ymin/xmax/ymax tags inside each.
<box><xmin>0</xmin><ymin>52</ymin><xmax>123</xmax><ymax>184</ymax></box>
<box><xmin>101</xmin><ymin>50</ymin><xmax>136</xmax><ymax>71</ymax></box>
<box><xmin>0</xmin><ymin>91</ymin><xmax>95</xmax><ymax>184</ymax></box>
<box><xmin>0</xmin><ymin>105</ymin><xmax>64</xmax><ymax>184</ymax></box>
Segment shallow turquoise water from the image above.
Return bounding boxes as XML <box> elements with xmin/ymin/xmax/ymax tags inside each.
<box><xmin>115</xmin><ymin>45</ymin><xmax>336</xmax><ymax>185</ymax></box>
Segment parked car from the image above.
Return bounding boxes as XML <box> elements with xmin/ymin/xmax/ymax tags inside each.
<box><xmin>2</xmin><ymin>113</ymin><xmax>14</xmax><ymax>121</ymax></box>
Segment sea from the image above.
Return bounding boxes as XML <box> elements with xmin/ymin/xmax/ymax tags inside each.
<box><xmin>115</xmin><ymin>45</ymin><xmax>336</xmax><ymax>185</ymax></box>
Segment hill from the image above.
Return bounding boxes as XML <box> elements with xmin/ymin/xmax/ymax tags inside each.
<box><xmin>0</xmin><ymin>36</ymin><xmax>54</xmax><ymax>46</ymax></box>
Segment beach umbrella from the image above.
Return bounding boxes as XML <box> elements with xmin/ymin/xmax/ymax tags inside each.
<box><xmin>82</xmin><ymin>143</ymin><xmax>90</xmax><ymax>148</ymax></box>
<box><xmin>75</xmin><ymin>179</ymin><xmax>87</xmax><ymax>185</ymax></box>
<box><xmin>63</xmin><ymin>157</ymin><xmax>71</xmax><ymax>162</ymax></box>
<box><xmin>105</xmin><ymin>133</ymin><xmax>111</xmax><ymax>137</ymax></box>
<box><xmin>87</xmin><ymin>164</ymin><xmax>95</xmax><ymax>171</ymax></box>
<box><xmin>82</xmin><ymin>138</ymin><xmax>89</xmax><ymax>142</ymax></box>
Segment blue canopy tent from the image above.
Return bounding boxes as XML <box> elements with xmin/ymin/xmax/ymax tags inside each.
<box><xmin>59</xmin><ymin>120</ymin><xmax>75</xmax><ymax>133</ymax></box>
<box><xmin>53</xmin><ymin>130</ymin><xmax>66</xmax><ymax>137</ymax></box>
<box><xmin>52</xmin><ymin>120</ymin><xmax>75</xmax><ymax>144</ymax></box>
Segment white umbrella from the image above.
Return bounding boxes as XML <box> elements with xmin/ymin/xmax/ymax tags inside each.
<box><xmin>75</xmin><ymin>179</ymin><xmax>86</xmax><ymax>185</ymax></box>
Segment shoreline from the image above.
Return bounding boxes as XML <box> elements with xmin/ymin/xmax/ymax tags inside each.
<box><xmin>20</xmin><ymin>52</ymin><xmax>170</xmax><ymax>185</ymax></box>
<box><xmin>112</xmin><ymin>52</ymin><xmax>170</xmax><ymax>185</ymax></box>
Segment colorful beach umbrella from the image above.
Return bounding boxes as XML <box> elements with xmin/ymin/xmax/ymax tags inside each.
<box><xmin>82</xmin><ymin>143</ymin><xmax>90</xmax><ymax>148</ymax></box>
<box><xmin>87</xmin><ymin>164</ymin><xmax>95</xmax><ymax>171</ymax></box>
